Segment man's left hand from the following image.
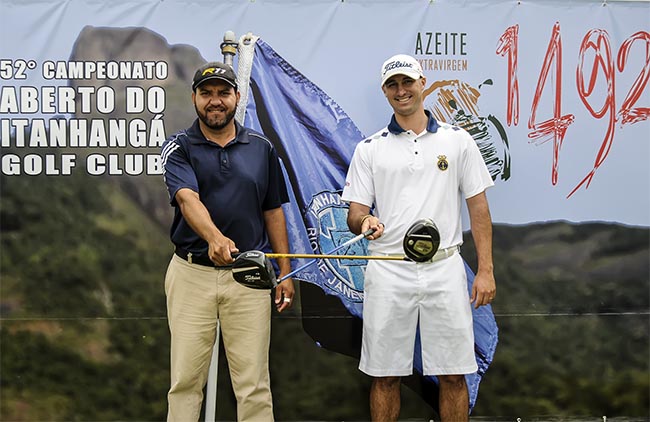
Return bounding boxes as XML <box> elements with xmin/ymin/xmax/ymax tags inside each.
<box><xmin>470</xmin><ymin>271</ymin><xmax>496</xmax><ymax>309</ymax></box>
<box><xmin>274</xmin><ymin>278</ymin><xmax>295</xmax><ymax>312</ymax></box>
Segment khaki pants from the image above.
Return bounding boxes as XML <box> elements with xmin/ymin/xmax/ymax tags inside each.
<box><xmin>165</xmin><ymin>254</ymin><xmax>273</xmax><ymax>421</ymax></box>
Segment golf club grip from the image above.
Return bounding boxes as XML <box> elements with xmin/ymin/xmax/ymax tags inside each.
<box><xmin>276</xmin><ymin>228</ymin><xmax>377</xmax><ymax>282</ymax></box>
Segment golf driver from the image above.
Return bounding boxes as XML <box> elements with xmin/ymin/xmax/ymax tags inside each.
<box><xmin>231</xmin><ymin>250</ymin><xmax>277</xmax><ymax>289</ymax></box>
<box><xmin>402</xmin><ymin>218</ymin><xmax>441</xmax><ymax>262</ymax></box>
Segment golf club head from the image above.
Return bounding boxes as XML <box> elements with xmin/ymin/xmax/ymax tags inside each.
<box><xmin>232</xmin><ymin>250</ymin><xmax>277</xmax><ymax>289</ymax></box>
<box><xmin>403</xmin><ymin>218</ymin><xmax>441</xmax><ymax>262</ymax></box>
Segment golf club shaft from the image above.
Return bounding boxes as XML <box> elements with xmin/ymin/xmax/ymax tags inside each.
<box><xmin>270</xmin><ymin>253</ymin><xmax>407</xmax><ymax>261</ymax></box>
<box><xmin>277</xmin><ymin>228</ymin><xmax>376</xmax><ymax>282</ymax></box>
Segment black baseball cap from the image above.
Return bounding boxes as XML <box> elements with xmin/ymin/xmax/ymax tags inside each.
<box><xmin>192</xmin><ymin>61</ymin><xmax>238</xmax><ymax>91</ymax></box>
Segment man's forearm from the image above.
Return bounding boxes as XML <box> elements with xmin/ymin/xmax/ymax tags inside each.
<box><xmin>467</xmin><ymin>192</ymin><xmax>494</xmax><ymax>273</ymax></box>
<box><xmin>347</xmin><ymin>202</ymin><xmax>372</xmax><ymax>235</ymax></box>
<box><xmin>177</xmin><ymin>188</ymin><xmax>223</xmax><ymax>244</ymax></box>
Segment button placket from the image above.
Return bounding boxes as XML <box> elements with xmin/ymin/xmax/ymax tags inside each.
<box><xmin>412</xmin><ymin>135</ymin><xmax>424</xmax><ymax>170</ymax></box>
<box><xmin>219</xmin><ymin>149</ymin><xmax>230</xmax><ymax>172</ymax></box>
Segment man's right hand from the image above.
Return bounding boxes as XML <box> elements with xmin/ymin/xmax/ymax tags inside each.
<box><xmin>208</xmin><ymin>236</ymin><xmax>239</xmax><ymax>266</ymax></box>
<box><xmin>361</xmin><ymin>215</ymin><xmax>384</xmax><ymax>240</ymax></box>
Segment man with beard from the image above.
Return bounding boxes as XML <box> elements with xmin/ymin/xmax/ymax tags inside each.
<box><xmin>160</xmin><ymin>61</ymin><xmax>295</xmax><ymax>421</ymax></box>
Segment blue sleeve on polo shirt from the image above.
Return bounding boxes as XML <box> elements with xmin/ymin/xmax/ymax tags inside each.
<box><xmin>161</xmin><ymin>131</ymin><xmax>197</xmax><ymax>206</ymax></box>
<box><xmin>263</xmin><ymin>143</ymin><xmax>289</xmax><ymax>210</ymax></box>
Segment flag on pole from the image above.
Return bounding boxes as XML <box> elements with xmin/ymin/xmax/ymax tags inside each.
<box><xmin>236</xmin><ymin>36</ymin><xmax>498</xmax><ymax>413</ymax></box>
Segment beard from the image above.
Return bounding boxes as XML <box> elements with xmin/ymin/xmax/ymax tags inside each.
<box><xmin>196</xmin><ymin>104</ymin><xmax>236</xmax><ymax>131</ymax></box>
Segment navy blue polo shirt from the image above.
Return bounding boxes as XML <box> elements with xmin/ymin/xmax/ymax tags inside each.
<box><xmin>161</xmin><ymin>119</ymin><xmax>289</xmax><ymax>255</ymax></box>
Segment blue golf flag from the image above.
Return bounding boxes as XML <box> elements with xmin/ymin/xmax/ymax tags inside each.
<box><xmin>239</xmin><ymin>37</ymin><xmax>498</xmax><ymax>413</ymax></box>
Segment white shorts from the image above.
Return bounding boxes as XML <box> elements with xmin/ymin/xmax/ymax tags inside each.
<box><xmin>359</xmin><ymin>253</ymin><xmax>478</xmax><ymax>377</ymax></box>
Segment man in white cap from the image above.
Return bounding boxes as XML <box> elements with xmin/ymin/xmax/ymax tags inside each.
<box><xmin>342</xmin><ymin>54</ymin><xmax>496</xmax><ymax>421</ymax></box>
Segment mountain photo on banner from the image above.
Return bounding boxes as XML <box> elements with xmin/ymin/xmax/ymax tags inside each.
<box><xmin>240</xmin><ymin>37</ymin><xmax>498</xmax><ymax>413</ymax></box>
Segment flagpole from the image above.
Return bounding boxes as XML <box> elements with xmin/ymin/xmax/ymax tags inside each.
<box><xmin>220</xmin><ymin>30</ymin><xmax>237</xmax><ymax>66</ymax></box>
<box><xmin>204</xmin><ymin>323</ymin><xmax>219</xmax><ymax>422</ymax></box>
<box><xmin>204</xmin><ymin>30</ymin><xmax>240</xmax><ymax>422</ymax></box>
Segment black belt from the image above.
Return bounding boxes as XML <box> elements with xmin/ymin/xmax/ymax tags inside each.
<box><xmin>174</xmin><ymin>248</ymin><xmax>232</xmax><ymax>269</ymax></box>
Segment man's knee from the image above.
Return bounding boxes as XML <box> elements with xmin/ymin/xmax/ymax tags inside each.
<box><xmin>373</xmin><ymin>376</ymin><xmax>401</xmax><ymax>390</ymax></box>
<box><xmin>437</xmin><ymin>375</ymin><xmax>466</xmax><ymax>390</ymax></box>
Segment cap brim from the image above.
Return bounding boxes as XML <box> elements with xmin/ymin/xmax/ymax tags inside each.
<box><xmin>381</xmin><ymin>69</ymin><xmax>422</xmax><ymax>87</ymax></box>
<box><xmin>193</xmin><ymin>75</ymin><xmax>237</xmax><ymax>90</ymax></box>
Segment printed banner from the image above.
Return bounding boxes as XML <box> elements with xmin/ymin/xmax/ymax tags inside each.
<box><xmin>0</xmin><ymin>1</ymin><xmax>648</xmax><ymax>420</ymax></box>
<box><xmin>1</xmin><ymin>0</ymin><xmax>648</xmax><ymax>226</ymax></box>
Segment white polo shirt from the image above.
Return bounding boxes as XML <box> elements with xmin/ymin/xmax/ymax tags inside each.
<box><xmin>342</xmin><ymin>111</ymin><xmax>494</xmax><ymax>256</ymax></box>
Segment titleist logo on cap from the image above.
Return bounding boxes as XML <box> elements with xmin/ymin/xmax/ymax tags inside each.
<box><xmin>383</xmin><ymin>60</ymin><xmax>415</xmax><ymax>73</ymax></box>
<box><xmin>380</xmin><ymin>54</ymin><xmax>423</xmax><ymax>86</ymax></box>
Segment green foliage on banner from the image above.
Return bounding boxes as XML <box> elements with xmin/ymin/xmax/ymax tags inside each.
<box><xmin>463</xmin><ymin>223</ymin><xmax>650</xmax><ymax>417</ymax></box>
<box><xmin>1</xmin><ymin>166</ymin><xmax>172</xmax><ymax>420</ymax></box>
<box><xmin>0</xmin><ymin>166</ymin><xmax>648</xmax><ymax>420</ymax></box>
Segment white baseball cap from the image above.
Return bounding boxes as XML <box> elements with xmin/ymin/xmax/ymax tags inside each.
<box><xmin>380</xmin><ymin>54</ymin><xmax>424</xmax><ymax>86</ymax></box>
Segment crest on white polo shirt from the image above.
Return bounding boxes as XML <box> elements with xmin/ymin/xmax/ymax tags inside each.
<box><xmin>437</xmin><ymin>155</ymin><xmax>449</xmax><ymax>171</ymax></box>
<box><xmin>303</xmin><ymin>190</ymin><xmax>368</xmax><ymax>302</ymax></box>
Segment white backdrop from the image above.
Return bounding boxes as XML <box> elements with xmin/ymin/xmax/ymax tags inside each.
<box><xmin>1</xmin><ymin>0</ymin><xmax>649</xmax><ymax>225</ymax></box>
